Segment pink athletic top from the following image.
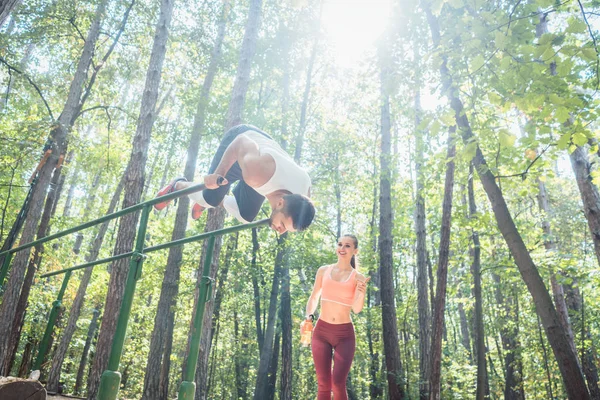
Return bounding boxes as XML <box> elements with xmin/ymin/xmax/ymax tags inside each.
<box><xmin>321</xmin><ymin>265</ymin><xmax>356</xmax><ymax>307</ymax></box>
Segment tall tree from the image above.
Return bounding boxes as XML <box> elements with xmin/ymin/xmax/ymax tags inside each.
<box><xmin>0</xmin><ymin>0</ymin><xmax>108</xmax><ymax>375</ymax></box>
<box><xmin>253</xmin><ymin>235</ymin><xmax>285</xmax><ymax>400</ymax></box>
<box><xmin>141</xmin><ymin>2</ymin><xmax>229</xmax><ymax>398</ymax></box>
<box><xmin>468</xmin><ymin>165</ymin><xmax>489</xmax><ymax>399</ymax></box>
<box><xmin>413</xmin><ymin>54</ymin><xmax>431</xmax><ymax>400</ymax></box>
<box><xmin>422</xmin><ymin>3</ymin><xmax>590</xmax><ymax>397</ymax></box>
<box><xmin>378</xmin><ymin>33</ymin><xmax>405</xmax><ymax>400</ymax></box>
<box><xmin>86</xmin><ymin>0</ymin><xmax>175</xmax><ymax>395</ymax></box>
<box><xmin>46</xmin><ymin>175</ymin><xmax>124</xmax><ymax>392</ymax></box>
<box><xmin>428</xmin><ymin>128</ymin><xmax>456</xmax><ymax>400</ymax></box>
<box><xmin>189</xmin><ymin>0</ymin><xmax>263</xmax><ymax>397</ymax></box>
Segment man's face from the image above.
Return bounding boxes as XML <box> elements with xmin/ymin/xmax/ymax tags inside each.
<box><xmin>269</xmin><ymin>207</ymin><xmax>296</xmax><ymax>234</ymax></box>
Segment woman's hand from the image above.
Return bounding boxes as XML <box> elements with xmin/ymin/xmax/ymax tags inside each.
<box><xmin>355</xmin><ymin>275</ymin><xmax>370</xmax><ymax>294</ymax></box>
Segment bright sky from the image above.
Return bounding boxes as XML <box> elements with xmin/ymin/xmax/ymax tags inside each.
<box><xmin>320</xmin><ymin>0</ymin><xmax>392</xmax><ymax>67</ymax></box>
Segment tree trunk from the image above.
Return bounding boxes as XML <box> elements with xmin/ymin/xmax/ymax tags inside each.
<box><xmin>457</xmin><ymin>302</ymin><xmax>471</xmax><ymax>356</ymax></box>
<box><xmin>224</xmin><ymin>0</ymin><xmax>263</xmax><ymax>128</ymax></box>
<box><xmin>429</xmin><ymin>129</ymin><xmax>456</xmax><ymax>400</ymax></box>
<box><xmin>8</xmin><ymin>150</ymin><xmax>66</xmax><ymax>376</ymax></box>
<box><xmin>569</xmin><ymin>146</ymin><xmax>600</xmax><ymax>267</ymax></box>
<box><xmin>266</xmin><ymin>322</ymin><xmax>280</xmax><ymax>400</ymax></box>
<box><xmin>414</xmin><ymin>85</ymin><xmax>431</xmax><ymax>400</ymax></box>
<box><xmin>86</xmin><ymin>0</ymin><xmax>174</xmax><ymax>395</ymax></box>
<box><xmin>0</xmin><ymin>0</ymin><xmax>107</xmax><ymax>375</ymax></box>
<box><xmin>17</xmin><ymin>336</ymin><xmax>34</xmax><ymax>378</ymax></box>
<box><xmin>75</xmin><ymin>307</ymin><xmax>100</xmax><ymax>396</ymax></box>
<box><xmin>493</xmin><ymin>273</ymin><xmax>524</xmax><ymax>400</ymax></box>
<box><xmin>140</xmin><ymin>3</ymin><xmax>229</xmax><ymax>398</ymax></box>
<box><xmin>423</xmin><ymin>5</ymin><xmax>590</xmax><ymax>398</ymax></box>
<box><xmin>186</xmin><ymin>0</ymin><xmax>262</xmax><ymax>396</ymax></box>
<box><xmin>251</xmin><ymin>228</ymin><xmax>264</xmax><ymax>353</ymax></box>
<box><xmin>565</xmin><ymin>283</ymin><xmax>600</xmax><ymax>398</ymax></box>
<box><xmin>0</xmin><ymin>0</ymin><xmax>22</xmax><ymax>29</ymax></box>
<box><xmin>293</xmin><ymin>1</ymin><xmax>321</xmax><ymax>162</ymax></box>
<box><xmin>378</xmin><ymin>42</ymin><xmax>405</xmax><ymax>399</ymax></box>
<box><xmin>233</xmin><ymin>310</ymin><xmax>249</xmax><ymax>400</ymax></box>
<box><xmin>468</xmin><ymin>167</ymin><xmax>489</xmax><ymax>399</ymax></box>
<box><xmin>46</xmin><ymin>176</ymin><xmax>124</xmax><ymax>392</ymax></box>
<box><xmin>253</xmin><ymin>235</ymin><xmax>285</xmax><ymax>400</ymax></box>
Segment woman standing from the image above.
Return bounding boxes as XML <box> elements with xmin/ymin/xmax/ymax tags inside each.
<box><xmin>304</xmin><ymin>234</ymin><xmax>370</xmax><ymax>400</ymax></box>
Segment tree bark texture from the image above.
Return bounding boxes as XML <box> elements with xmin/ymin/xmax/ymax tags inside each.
<box><xmin>378</xmin><ymin>45</ymin><xmax>405</xmax><ymax>399</ymax></box>
<box><xmin>187</xmin><ymin>208</ymin><xmax>226</xmax><ymax>400</ymax></box>
<box><xmin>564</xmin><ymin>283</ymin><xmax>600</xmax><ymax>399</ymax></box>
<box><xmin>225</xmin><ymin>0</ymin><xmax>263</xmax><ymax>128</ymax></box>
<box><xmin>86</xmin><ymin>0</ymin><xmax>174</xmax><ymax>396</ymax></box>
<box><xmin>141</xmin><ymin>4</ymin><xmax>228</xmax><ymax>399</ymax></box>
<box><xmin>7</xmin><ymin>162</ymin><xmax>64</xmax><ymax>376</ymax></box>
<box><xmin>414</xmin><ymin>87</ymin><xmax>431</xmax><ymax>400</ymax></box>
<box><xmin>253</xmin><ymin>234</ymin><xmax>285</xmax><ymax>400</ymax></box>
<box><xmin>0</xmin><ymin>0</ymin><xmax>107</xmax><ymax>376</ymax></box>
<box><xmin>468</xmin><ymin>167</ymin><xmax>489</xmax><ymax>400</ymax></box>
<box><xmin>492</xmin><ymin>273</ymin><xmax>525</xmax><ymax>400</ymax></box>
<box><xmin>187</xmin><ymin>0</ymin><xmax>262</xmax><ymax>395</ymax></box>
<box><xmin>46</xmin><ymin>176</ymin><xmax>124</xmax><ymax>392</ymax></box>
<box><xmin>569</xmin><ymin>146</ymin><xmax>600</xmax><ymax>268</ymax></box>
<box><xmin>294</xmin><ymin>2</ymin><xmax>321</xmax><ymax>163</ymax></box>
<box><xmin>75</xmin><ymin>307</ymin><xmax>100</xmax><ymax>396</ymax></box>
<box><xmin>423</xmin><ymin>4</ymin><xmax>590</xmax><ymax>398</ymax></box>
<box><xmin>428</xmin><ymin>130</ymin><xmax>456</xmax><ymax>400</ymax></box>
<box><xmin>0</xmin><ymin>0</ymin><xmax>22</xmax><ymax>29</ymax></box>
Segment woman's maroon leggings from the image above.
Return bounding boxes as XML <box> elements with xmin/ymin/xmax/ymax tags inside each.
<box><xmin>311</xmin><ymin>320</ymin><xmax>356</xmax><ymax>400</ymax></box>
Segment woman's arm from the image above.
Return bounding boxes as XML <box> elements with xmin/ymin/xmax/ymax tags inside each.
<box><xmin>305</xmin><ymin>266</ymin><xmax>327</xmax><ymax>318</ymax></box>
<box><xmin>352</xmin><ymin>273</ymin><xmax>370</xmax><ymax>314</ymax></box>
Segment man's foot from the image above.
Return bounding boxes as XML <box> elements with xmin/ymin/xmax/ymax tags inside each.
<box><xmin>154</xmin><ymin>177</ymin><xmax>187</xmax><ymax>210</ymax></box>
<box><xmin>191</xmin><ymin>203</ymin><xmax>205</xmax><ymax>220</ymax></box>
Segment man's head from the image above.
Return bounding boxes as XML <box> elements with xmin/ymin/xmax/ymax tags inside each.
<box><xmin>269</xmin><ymin>194</ymin><xmax>315</xmax><ymax>234</ymax></box>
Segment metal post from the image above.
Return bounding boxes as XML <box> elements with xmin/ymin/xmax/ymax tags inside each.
<box><xmin>178</xmin><ymin>234</ymin><xmax>216</xmax><ymax>400</ymax></box>
<box><xmin>97</xmin><ymin>205</ymin><xmax>151</xmax><ymax>400</ymax></box>
<box><xmin>33</xmin><ymin>270</ymin><xmax>72</xmax><ymax>371</ymax></box>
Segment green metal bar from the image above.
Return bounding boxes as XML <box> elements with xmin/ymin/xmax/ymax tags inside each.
<box><xmin>33</xmin><ymin>270</ymin><xmax>72</xmax><ymax>371</ymax></box>
<box><xmin>97</xmin><ymin>205</ymin><xmax>151</xmax><ymax>400</ymax></box>
<box><xmin>0</xmin><ymin>183</ymin><xmax>206</xmax><ymax>260</ymax></box>
<box><xmin>39</xmin><ymin>252</ymin><xmax>135</xmax><ymax>278</ymax></box>
<box><xmin>178</xmin><ymin>235</ymin><xmax>216</xmax><ymax>400</ymax></box>
<box><xmin>145</xmin><ymin>218</ymin><xmax>270</xmax><ymax>254</ymax></box>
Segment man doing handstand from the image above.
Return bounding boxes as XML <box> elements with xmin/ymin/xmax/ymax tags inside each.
<box><xmin>154</xmin><ymin>124</ymin><xmax>315</xmax><ymax>234</ymax></box>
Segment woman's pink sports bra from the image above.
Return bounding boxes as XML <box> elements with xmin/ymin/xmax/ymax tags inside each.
<box><xmin>321</xmin><ymin>264</ymin><xmax>356</xmax><ymax>307</ymax></box>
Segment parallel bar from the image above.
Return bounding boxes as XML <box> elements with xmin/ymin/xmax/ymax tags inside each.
<box><xmin>40</xmin><ymin>252</ymin><xmax>135</xmax><ymax>278</ymax></box>
<box><xmin>33</xmin><ymin>270</ymin><xmax>72</xmax><ymax>370</ymax></box>
<box><xmin>178</xmin><ymin>235</ymin><xmax>216</xmax><ymax>400</ymax></box>
<box><xmin>97</xmin><ymin>205</ymin><xmax>151</xmax><ymax>400</ymax></box>
<box><xmin>0</xmin><ymin>183</ymin><xmax>206</xmax><ymax>259</ymax></box>
<box><xmin>145</xmin><ymin>218</ymin><xmax>270</xmax><ymax>254</ymax></box>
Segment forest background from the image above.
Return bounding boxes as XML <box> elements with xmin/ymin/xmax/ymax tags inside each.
<box><xmin>0</xmin><ymin>0</ymin><xmax>599</xmax><ymax>399</ymax></box>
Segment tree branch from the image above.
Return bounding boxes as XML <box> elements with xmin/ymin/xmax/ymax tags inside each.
<box><xmin>0</xmin><ymin>56</ymin><xmax>54</xmax><ymax>120</ymax></box>
<box><xmin>495</xmin><ymin>144</ymin><xmax>552</xmax><ymax>179</ymax></box>
<box><xmin>77</xmin><ymin>105</ymin><xmax>128</xmax><ymax>117</ymax></box>
<box><xmin>577</xmin><ymin>0</ymin><xmax>600</xmax><ymax>90</ymax></box>
<box><xmin>493</xmin><ymin>0</ymin><xmax>570</xmax><ymax>32</ymax></box>
<box><xmin>76</xmin><ymin>0</ymin><xmax>136</xmax><ymax>120</ymax></box>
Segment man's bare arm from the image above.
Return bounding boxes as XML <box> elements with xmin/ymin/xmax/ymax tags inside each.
<box><xmin>204</xmin><ymin>134</ymin><xmax>261</xmax><ymax>188</ymax></box>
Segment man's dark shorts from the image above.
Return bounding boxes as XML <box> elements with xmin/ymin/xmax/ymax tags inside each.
<box><xmin>202</xmin><ymin>124</ymin><xmax>273</xmax><ymax>222</ymax></box>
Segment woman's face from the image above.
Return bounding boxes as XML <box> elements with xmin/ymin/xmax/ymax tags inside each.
<box><xmin>336</xmin><ymin>236</ymin><xmax>358</xmax><ymax>261</ymax></box>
